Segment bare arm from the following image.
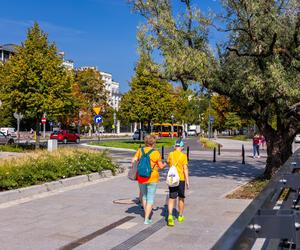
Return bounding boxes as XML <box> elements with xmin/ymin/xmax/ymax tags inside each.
<box><xmin>183</xmin><ymin>165</ymin><xmax>190</xmax><ymax>189</ymax></box>
<box><xmin>157</xmin><ymin>160</ymin><xmax>167</xmax><ymax>169</ymax></box>
<box><xmin>132</xmin><ymin>156</ymin><xmax>138</xmax><ymax>164</ymax></box>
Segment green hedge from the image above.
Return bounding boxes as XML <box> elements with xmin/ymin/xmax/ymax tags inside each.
<box><xmin>0</xmin><ymin>148</ymin><xmax>117</xmax><ymax>191</ymax></box>
<box><xmin>0</xmin><ymin>143</ymin><xmax>47</xmax><ymax>152</ymax></box>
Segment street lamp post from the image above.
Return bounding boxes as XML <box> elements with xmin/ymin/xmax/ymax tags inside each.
<box><xmin>171</xmin><ymin>114</ymin><xmax>174</xmax><ymax>139</ymax></box>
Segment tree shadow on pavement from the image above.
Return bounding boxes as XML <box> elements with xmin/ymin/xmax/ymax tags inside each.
<box><xmin>160</xmin><ymin>159</ymin><xmax>264</xmax><ymax>181</ymax></box>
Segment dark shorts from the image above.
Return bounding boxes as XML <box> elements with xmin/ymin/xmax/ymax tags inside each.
<box><xmin>169</xmin><ymin>181</ymin><xmax>185</xmax><ymax>199</ymax></box>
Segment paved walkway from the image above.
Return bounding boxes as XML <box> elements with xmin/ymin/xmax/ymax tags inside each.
<box><xmin>0</xmin><ymin>138</ymin><xmax>266</xmax><ymax>250</ymax></box>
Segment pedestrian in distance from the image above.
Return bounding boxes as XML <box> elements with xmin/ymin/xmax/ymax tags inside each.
<box><xmin>167</xmin><ymin>139</ymin><xmax>190</xmax><ymax>227</ymax></box>
<box><xmin>132</xmin><ymin>135</ymin><xmax>166</xmax><ymax>225</ymax></box>
<box><xmin>252</xmin><ymin>134</ymin><xmax>261</xmax><ymax>158</ymax></box>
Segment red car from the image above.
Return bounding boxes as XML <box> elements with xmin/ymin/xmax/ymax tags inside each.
<box><xmin>50</xmin><ymin>130</ymin><xmax>80</xmax><ymax>144</ymax></box>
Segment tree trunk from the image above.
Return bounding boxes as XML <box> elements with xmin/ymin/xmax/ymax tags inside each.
<box><xmin>263</xmin><ymin>127</ymin><xmax>293</xmax><ymax>179</ymax></box>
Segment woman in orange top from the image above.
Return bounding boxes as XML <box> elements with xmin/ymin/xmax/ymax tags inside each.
<box><xmin>132</xmin><ymin>134</ymin><xmax>166</xmax><ymax>225</ymax></box>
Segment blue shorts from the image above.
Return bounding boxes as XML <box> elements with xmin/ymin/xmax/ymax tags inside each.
<box><xmin>139</xmin><ymin>183</ymin><xmax>157</xmax><ymax>205</ymax></box>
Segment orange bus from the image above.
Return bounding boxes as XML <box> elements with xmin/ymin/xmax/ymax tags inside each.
<box><xmin>151</xmin><ymin>123</ymin><xmax>183</xmax><ymax>137</ymax></box>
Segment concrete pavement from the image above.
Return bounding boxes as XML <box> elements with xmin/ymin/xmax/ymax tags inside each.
<box><xmin>0</xmin><ymin>137</ymin><xmax>266</xmax><ymax>250</ymax></box>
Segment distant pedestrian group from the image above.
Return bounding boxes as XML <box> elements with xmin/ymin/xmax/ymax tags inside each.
<box><xmin>130</xmin><ymin>135</ymin><xmax>190</xmax><ymax>227</ymax></box>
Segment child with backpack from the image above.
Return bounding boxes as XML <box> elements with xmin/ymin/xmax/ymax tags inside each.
<box><xmin>132</xmin><ymin>135</ymin><xmax>166</xmax><ymax>225</ymax></box>
<box><xmin>167</xmin><ymin>140</ymin><xmax>190</xmax><ymax>227</ymax></box>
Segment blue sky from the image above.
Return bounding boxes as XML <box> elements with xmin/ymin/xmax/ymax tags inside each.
<box><xmin>0</xmin><ymin>0</ymin><xmax>222</xmax><ymax>93</ymax></box>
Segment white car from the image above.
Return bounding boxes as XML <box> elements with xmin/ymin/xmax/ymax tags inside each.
<box><xmin>187</xmin><ymin>130</ymin><xmax>197</xmax><ymax>136</ymax></box>
<box><xmin>295</xmin><ymin>134</ymin><xmax>300</xmax><ymax>143</ymax></box>
<box><xmin>0</xmin><ymin>127</ymin><xmax>16</xmax><ymax>137</ymax></box>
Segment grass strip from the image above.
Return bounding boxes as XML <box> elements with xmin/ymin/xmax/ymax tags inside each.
<box><xmin>226</xmin><ymin>176</ymin><xmax>269</xmax><ymax>199</ymax></box>
<box><xmin>0</xmin><ymin>148</ymin><xmax>117</xmax><ymax>191</ymax></box>
<box><xmin>89</xmin><ymin>138</ymin><xmax>176</xmax><ymax>150</ymax></box>
<box><xmin>0</xmin><ymin>144</ymin><xmax>47</xmax><ymax>153</ymax></box>
<box><xmin>228</xmin><ymin>135</ymin><xmax>249</xmax><ymax>141</ymax></box>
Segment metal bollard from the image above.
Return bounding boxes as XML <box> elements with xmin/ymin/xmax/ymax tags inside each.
<box><xmin>213</xmin><ymin>147</ymin><xmax>216</xmax><ymax>162</ymax></box>
<box><xmin>218</xmin><ymin>144</ymin><xmax>221</xmax><ymax>155</ymax></box>
<box><xmin>187</xmin><ymin>146</ymin><xmax>190</xmax><ymax>161</ymax></box>
<box><xmin>162</xmin><ymin>146</ymin><xmax>164</xmax><ymax>160</ymax></box>
<box><xmin>242</xmin><ymin>144</ymin><xmax>245</xmax><ymax>164</ymax></box>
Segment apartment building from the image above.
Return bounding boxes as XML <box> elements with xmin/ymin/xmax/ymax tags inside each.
<box><xmin>100</xmin><ymin>71</ymin><xmax>121</xmax><ymax>111</ymax></box>
<box><xmin>0</xmin><ymin>44</ymin><xmax>16</xmax><ymax>63</ymax></box>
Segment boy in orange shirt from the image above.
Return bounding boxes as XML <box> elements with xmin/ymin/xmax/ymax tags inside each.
<box><xmin>167</xmin><ymin>140</ymin><xmax>190</xmax><ymax>227</ymax></box>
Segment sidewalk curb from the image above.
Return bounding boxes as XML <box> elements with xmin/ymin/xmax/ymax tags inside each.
<box><xmin>0</xmin><ymin>167</ymin><xmax>126</xmax><ymax>205</ymax></box>
<box><xmin>81</xmin><ymin>143</ymin><xmax>136</xmax><ymax>152</ymax></box>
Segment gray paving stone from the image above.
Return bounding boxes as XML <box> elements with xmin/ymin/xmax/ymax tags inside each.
<box><xmin>100</xmin><ymin>169</ymin><xmax>112</xmax><ymax>177</ymax></box>
<box><xmin>0</xmin><ymin>189</ymin><xmax>21</xmax><ymax>203</ymax></box>
<box><xmin>60</xmin><ymin>175</ymin><xmax>89</xmax><ymax>187</ymax></box>
<box><xmin>87</xmin><ymin>173</ymin><xmax>101</xmax><ymax>181</ymax></box>
<box><xmin>45</xmin><ymin>180</ymin><xmax>64</xmax><ymax>191</ymax></box>
<box><xmin>19</xmin><ymin>184</ymin><xmax>48</xmax><ymax>197</ymax></box>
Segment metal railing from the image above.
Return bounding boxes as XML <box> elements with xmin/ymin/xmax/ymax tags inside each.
<box><xmin>212</xmin><ymin>149</ymin><xmax>300</xmax><ymax>250</ymax></box>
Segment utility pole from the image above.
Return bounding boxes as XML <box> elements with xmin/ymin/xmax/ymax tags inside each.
<box><xmin>171</xmin><ymin>114</ymin><xmax>174</xmax><ymax>139</ymax></box>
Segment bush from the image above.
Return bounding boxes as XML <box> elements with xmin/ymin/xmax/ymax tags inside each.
<box><xmin>0</xmin><ymin>148</ymin><xmax>117</xmax><ymax>191</ymax></box>
<box><xmin>200</xmin><ymin>137</ymin><xmax>219</xmax><ymax>149</ymax></box>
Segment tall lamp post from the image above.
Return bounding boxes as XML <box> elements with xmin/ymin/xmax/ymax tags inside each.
<box><xmin>171</xmin><ymin>114</ymin><xmax>174</xmax><ymax>139</ymax></box>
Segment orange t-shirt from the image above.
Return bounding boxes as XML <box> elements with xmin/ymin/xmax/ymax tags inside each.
<box><xmin>134</xmin><ymin>147</ymin><xmax>162</xmax><ymax>184</ymax></box>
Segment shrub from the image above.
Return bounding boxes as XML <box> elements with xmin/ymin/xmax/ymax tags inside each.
<box><xmin>200</xmin><ymin>137</ymin><xmax>219</xmax><ymax>149</ymax></box>
<box><xmin>0</xmin><ymin>148</ymin><xmax>117</xmax><ymax>191</ymax></box>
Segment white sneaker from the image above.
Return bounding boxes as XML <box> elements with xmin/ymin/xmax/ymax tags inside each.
<box><xmin>257</xmin><ymin>155</ymin><xmax>260</xmax><ymax>158</ymax></box>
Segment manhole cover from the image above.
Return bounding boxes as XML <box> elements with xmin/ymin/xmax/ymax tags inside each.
<box><xmin>113</xmin><ymin>198</ymin><xmax>139</xmax><ymax>205</ymax></box>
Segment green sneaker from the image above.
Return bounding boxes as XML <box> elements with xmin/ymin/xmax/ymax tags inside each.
<box><xmin>178</xmin><ymin>215</ymin><xmax>185</xmax><ymax>222</ymax></box>
<box><xmin>167</xmin><ymin>215</ymin><xmax>175</xmax><ymax>227</ymax></box>
<box><xmin>144</xmin><ymin>219</ymin><xmax>152</xmax><ymax>225</ymax></box>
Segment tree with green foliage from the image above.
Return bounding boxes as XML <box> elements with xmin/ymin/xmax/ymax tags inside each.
<box><xmin>1</xmin><ymin>22</ymin><xmax>75</xmax><ymax>147</ymax></box>
<box><xmin>119</xmin><ymin>53</ymin><xmax>175</xmax><ymax>126</ymax></box>
<box><xmin>73</xmin><ymin>68</ymin><xmax>107</xmax><ymax>134</ymax></box>
<box><xmin>224</xmin><ymin>112</ymin><xmax>242</xmax><ymax>133</ymax></box>
<box><xmin>173</xmin><ymin>87</ymin><xmax>204</xmax><ymax>125</ymax></box>
<box><xmin>130</xmin><ymin>0</ymin><xmax>300</xmax><ymax>178</ymax></box>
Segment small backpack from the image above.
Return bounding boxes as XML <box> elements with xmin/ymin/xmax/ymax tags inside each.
<box><xmin>137</xmin><ymin>147</ymin><xmax>154</xmax><ymax>178</ymax></box>
<box><xmin>166</xmin><ymin>153</ymin><xmax>181</xmax><ymax>187</ymax></box>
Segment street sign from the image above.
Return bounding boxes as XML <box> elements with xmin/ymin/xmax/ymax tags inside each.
<box><xmin>94</xmin><ymin>115</ymin><xmax>103</xmax><ymax>124</ymax></box>
<box><xmin>41</xmin><ymin>117</ymin><xmax>47</xmax><ymax>124</ymax></box>
<box><xmin>93</xmin><ymin>107</ymin><xmax>101</xmax><ymax>115</ymax></box>
<box><xmin>13</xmin><ymin>112</ymin><xmax>23</xmax><ymax>120</ymax></box>
<box><xmin>209</xmin><ymin>116</ymin><xmax>214</xmax><ymax>123</ymax></box>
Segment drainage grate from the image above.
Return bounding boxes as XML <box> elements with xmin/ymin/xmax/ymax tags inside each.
<box><xmin>59</xmin><ymin>216</ymin><xmax>135</xmax><ymax>250</ymax></box>
<box><xmin>111</xmin><ymin>218</ymin><xmax>166</xmax><ymax>250</ymax></box>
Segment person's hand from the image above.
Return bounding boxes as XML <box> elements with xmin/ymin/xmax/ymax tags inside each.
<box><xmin>186</xmin><ymin>181</ymin><xmax>190</xmax><ymax>190</ymax></box>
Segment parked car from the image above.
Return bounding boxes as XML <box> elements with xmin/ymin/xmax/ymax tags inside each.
<box><xmin>295</xmin><ymin>134</ymin><xmax>300</xmax><ymax>143</ymax></box>
<box><xmin>0</xmin><ymin>131</ymin><xmax>14</xmax><ymax>145</ymax></box>
<box><xmin>187</xmin><ymin>129</ymin><xmax>198</xmax><ymax>136</ymax></box>
<box><xmin>132</xmin><ymin>129</ymin><xmax>148</xmax><ymax>140</ymax></box>
<box><xmin>50</xmin><ymin>130</ymin><xmax>80</xmax><ymax>144</ymax></box>
<box><xmin>0</xmin><ymin>127</ymin><xmax>16</xmax><ymax>137</ymax></box>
